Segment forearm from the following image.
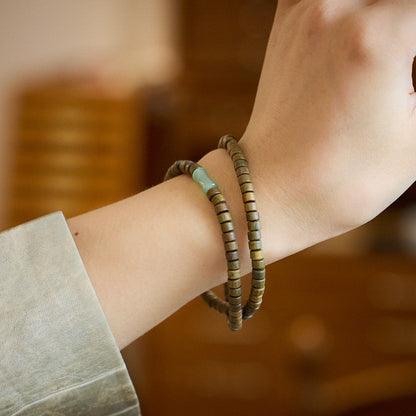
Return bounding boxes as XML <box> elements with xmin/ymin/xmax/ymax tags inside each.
<box><xmin>67</xmin><ymin>146</ymin><xmax>312</xmax><ymax>349</ymax></box>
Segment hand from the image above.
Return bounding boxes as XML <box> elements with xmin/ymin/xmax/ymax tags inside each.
<box><xmin>240</xmin><ymin>0</ymin><xmax>416</xmax><ymax>250</ymax></box>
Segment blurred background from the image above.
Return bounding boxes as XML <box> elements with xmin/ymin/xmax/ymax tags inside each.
<box><xmin>1</xmin><ymin>1</ymin><xmax>416</xmax><ymax>415</ymax></box>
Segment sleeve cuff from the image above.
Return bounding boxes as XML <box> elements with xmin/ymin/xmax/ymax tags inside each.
<box><xmin>0</xmin><ymin>212</ymin><xmax>140</xmax><ymax>416</ymax></box>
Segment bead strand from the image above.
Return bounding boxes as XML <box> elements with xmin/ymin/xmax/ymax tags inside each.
<box><xmin>218</xmin><ymin>134</ymin><xmax>266</xmax><ymax>320</ymax></box>
<box><xmin>164</xmin><ymin>160</ymin><xmax>243</xmax><ymax>330</ymax></box>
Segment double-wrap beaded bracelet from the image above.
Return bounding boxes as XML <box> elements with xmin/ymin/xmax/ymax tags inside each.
<box><xmin>163</xmin><ymin>135</ymin><xmax>266</xmax><ymax>330</ymax></box>
<box><xmin>164</xmin><ymin>159</ymin><xmax>243</xmax><ymax>331</ymax></box>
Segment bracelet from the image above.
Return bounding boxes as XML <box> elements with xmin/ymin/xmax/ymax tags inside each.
<box><xmin>164</xmin><ymin>159</ymin><xmax>243</xmax><ymax>331</ymax></box>
<box><xmin>218</xmin><ymin>134</ymin><xmax>265</xmax><ymax>320</ymax></box>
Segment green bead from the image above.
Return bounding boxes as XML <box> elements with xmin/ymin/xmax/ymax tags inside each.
<box><xmin>192</xmin><ymin>167</ymin><xmax>218</xmax><ymax>194</ymax></box>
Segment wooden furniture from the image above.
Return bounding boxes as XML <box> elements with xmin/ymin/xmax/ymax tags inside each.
<box><xmin>8</xmin><ymin>80</ymin><xmax>144</xmax><ymax>227</ymax></box>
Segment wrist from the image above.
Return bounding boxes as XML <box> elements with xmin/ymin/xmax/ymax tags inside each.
<box><xmin>198</xmin><ymin>144</ymin><xmax>321</xmax><ymax>269</ymax></box>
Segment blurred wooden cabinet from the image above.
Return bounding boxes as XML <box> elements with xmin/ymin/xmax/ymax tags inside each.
<box><xmin>8</xmin><ymin>80</ymin><xmax>144</xmax><ymax>227</ymax></box>
<box><xmin>145</xmin><ymin>0</ymin><xmax>277</xmax><ymax>186</ymax></box>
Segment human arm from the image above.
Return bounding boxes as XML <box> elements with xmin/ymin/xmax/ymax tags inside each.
<box><xmin>68</xmin><ymin>0</ymin><xmax>416</xmax><ymax>350</ymax></box>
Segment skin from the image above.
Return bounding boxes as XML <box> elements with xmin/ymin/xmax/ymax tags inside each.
<box><xmin>68</xmin><ymin>0</ymin><xmax>416</xmax><ymax>349</ymax></box>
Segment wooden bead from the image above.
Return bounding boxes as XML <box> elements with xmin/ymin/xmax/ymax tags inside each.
<box><xmin>217</xmin><ymin>211</ymin><xmax>232</xmax><ymax>224</ymax></box>
<box><xmin>252</xmin><ymin>259</ymin><xmax>265</xmax><ymax>270</ymax></box>
<box><xmin>189</xmin><ymin>163</ymin><xmax>199</xmax><ymax>175</ymax></box>
<box><xmin>251</xmin><ymin>279</ymin><xmax>265</xmax><ymax>289</ymax></box>
<box><xmin>227</xmin><ymin>260</ymin><xmax>240</xmax><ymax>270</ymax></box>
<box><xmin>226</xmin><ymin>250</ymin><xmax>239</xmax><ymax>261</ymax></box>
<box><xmin>242</xmin><ymin>191</ymin><xmax>255</xmax><ymax>203</ymax></box>
<box><xmin>250</xmin><ymin>249</ymin><xmax>264</xmax><ymax>261</ymax></box>
<box><xmin>227</xmin><ymin>279</ymin><xmax>241</xmax><ymax>289</ymax></box>
<box><xmin>244</xmin><ymin>202</ymin><xmax>257</xmax><ymax>212</ymax></box>
<box><xmin>218</xmin><ymin>135</ymin><xmax>232</xmax><ymax>149</ymax></box>
<box><xmin>249</xmin><ymin>239</ymin><xmax>262</xmax><ymax>251</ymax></box>
<box><xmin>228</xmin><ymin>309</ymin><xmax>243</xmax><ymax>318</ymax></box>
<box><xmin>247</xmin><ymin>211</ymin><xmax>260</xmax><ymax>222</ymax></box>
<box><xmin>231</xmin><ymin>152</ymin><xmax>245</xmax><ymax>161</ymax></box>
<box><xmin>222</xmin><ymin>231</ymin><xmax>236</xmax><ymax>243</ymax></box>
<box><xmin>227</xmin><ymin>269</ymin><xmax>240</xmax><ymax>280</ymax></box>
<box><xmin>249</xmin><ymin>295</ymin><xmax>263</xmax><ymax>303</ymax></box>
<box><xmin>178</xmin><ymin>160</ymin><xmax>188</xmax><ymax>173</ymax></box>
<box><xmin>225</xmin><ymin>240</ymin><xmax>238</xmax><ymax>251</ymax></box>
<box><xmin>248</xmin><ymin>230</ymin><xmax>261</xmax><ymax>240</ymax></box>
<box><xmin>234</xmin><ymin>159</ymin><xmax>248</xmax><ymax>169</ymax></box>
<box><xmin>248</xmin><ymin>221</ymin><xmax>261</xmax><ymax>232</ymax></box>
<box><xmin>215</xmin><ymin>202</ymin><xmax>228</xmax><ymax>214</ymax></box>
<box><xmin>253</xmin><ymin>268</ymin><xmax>266</xmax><ymax>280</ymax></box>
<box><xmin>228</xmin><ymin>287</ymin><xmax>242</xmax><ymax>298</ymax></box>
<box><xmin>230</xmin><ymin>145</ymin><xmax>244</xmax><ymax>157</ymax></box>
<box><xmin>241</xmin><ymin>182</ymin><xmax>254</xmax><ymax>193</ymax></box>
<box><xmin>238</xmin><ymin>174</ymin><xmax>251</xmax><ymax>185</ymax></box>
<box><xmin>236</xmin><ymin>166</ymin><xmax>250</xmax><ymax>176</ymax></box>
<box><xmin>221</xmin><ymin>221</ymin><xmax>234</xmax><ymax>233</ymax></box>
<box><xmin>211</xmin><ymin>193</ymin><xmax>225</xmax><ymax>205</ymax></box>
<box><xmin>207</xmin><ymin>187</ymin><xmax>220</xmax><ymax>200</ymax></box>
<box><xmin>250</xmin><ymin>287</ymin><xmax>265</xmax><ymax>297</ymax></box>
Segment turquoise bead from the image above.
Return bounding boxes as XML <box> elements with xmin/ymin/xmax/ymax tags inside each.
<box><xmin>192</xmin><ymin>167</ymin><xmax>218</xmax><ymax>194</ymax></box>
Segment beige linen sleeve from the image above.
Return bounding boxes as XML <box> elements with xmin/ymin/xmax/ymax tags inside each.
<box><xmin>0</xmin><ymin>212</ymin><xmax>140</xmax><ymax>416</ymax></box>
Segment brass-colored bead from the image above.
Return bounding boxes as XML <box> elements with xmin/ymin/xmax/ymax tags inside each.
<box><xmin>226</xmin><ymin>250</ymin><xmax>239</xmax><ymax>261</ymax></box>
<box><xmin>217</xmin><ymin>211</ymin><xmax>232</xmax><ymax>224</ymax></box>
<box><xmin>234</xmin><ymin>159</ymin><xmax>248</xmax><ymax>169</ymax></box>
<box><xmin>241</xmin><ymin>182</ymin><xmax>254</xmax><ymax>193</ymax></box>
<box><xmin>227</xmin><ymin>269</ymin><xmax>240</xmax><ymax>280</ymax></box>
<box><xmin>222</xmin><ymin>231</ymin><xmax>236</xmax><ymax>243</ymax></box>
<box><xmin>248</xmin><ymin>230</ymin><xmax>261</xmax><ymax>240</ymax></box>
<box><xmin>252</xmin><ymin>278</ymin><xmax>265</xmax><ymax>289</ymax></box>
<box><xmin>221</xmin><ymin>221</ymin><xmax>234</xmax><ymax>233</ymax></box>
<box><xmin>189</xmin><ymin>163</ymin><xmax>199</xmax><ymax>175</ymax></box>
<box><xmin>207</xmin><ymin>187</ymin><xmax>220</xmax><ymax>200</ymax></box>
<box><xmin>249</xmin><ymin>295</ymin><xmax>263</xmax><ymax>303</ymax></box>
<box><xmin>225</xmin><ymin>240</ymin><xmax>238</xmax><ymax>251</ymax></box>
<box><xmin>218</xmin><ymin>135</ymin><xmax>232</xmax><ymax>149</ymax></box>
<box><xmin>249</xmin><ymin>240</ymin><xmax>262</xmax><ymax>251</ymax></box>
<box><xmin>228</xmin><ymin>309</ymin><xmax>243</xmax><ymax>318</ymax></box>
<box><xmin>250</xmin><ymin>287</ymin><xmax>265</xmax><ymax>297</ymax></box>
<box><xmin>228</xmin><ymin>287</ymin><xmax>242</xmax><ymax>298</ymax></box>
<box><xmin>230</xmin><ymin>145</ymin><xmax>243</xmax><ymax>156</ymax></box>
<box><xmin>236</xmin><ymin>166</ymin><xmax>250</xmax><ymax>176</ymax></box>
<box><xmin>229</xmin><ymin>299</ymin><xmax>242</xmax><ymax>310</ymax></box>
<box><xmin>215</xmin><ymin>202</ymin><xmax>228</xmax><ymax>214</ymax></box>
<box><xmin>242</xmin><ymin>191</ymin><xmax>255</xmax><ymax>203</ymax></box>
<box><xmin>250</xmin><ymin>249</ymin><xmax>264</xmax><ymax>261</ymax></box>
<box><xmin>238</xmin><ymin>174</ymin><xmax>251</xmax><ymax>185</ymax></box>
<box><xmin>178</xmin><ymin>160</ymin><xmax>188</xmax><ymax>173</ymax></box>
<box><xmin>248</xmin><ymin>221</ymin><xmax>261</xmax><ymax>232</ymax></box>
<box><xmin>227</xmin><ymin>260</ymin><xmax>240</xmax><ymax>270</ymax></box>
<box><xmin>231</xmin><ymin>152</ymin><xmax>245</xmax><ymax>161</ymax></box>
<box><xmin>227</xmin><ymin>279</ymin><xmax>241</xmax><ymax>289</ymax></box>
<box><xmin>248</xmin><ymin>299</ymin><xmax>263</xmax><ymax>308</ymax></box>
<box><xmin>252</xmin><ymin>259</ymin><xmax>266</xmax><ymax>270</ymax></box>
<box><xmin>252</xmin><ymin>268</ymin><xmax>266</xmax><ymax>280</ymax></box>
<box><xmin>211</xmin><ymin>193</ymin><xmax>225</xmax><ymax>205</ymax></box>
<box><xmin>247</xmin><ymin>211</ymin><xmax>260</xmax><ymax>222</ymax></box>
<box><xmin>184</xmin><ymin>160</ymin><xmax>194</xmax><ymax>173</ymax></box>
<box><xmin>245</xmin><ymin>202</ymin><xmax>257</xmax><ymax>212</ymax></box>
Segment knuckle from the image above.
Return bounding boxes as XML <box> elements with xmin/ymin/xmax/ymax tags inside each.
<box><xmin>303</xmin><ymin>0</ymin><xmax>335</xmax><ymax>33</ymax></box>
<box><xmin>343</xmin><ymin>12</ymin><xmax>384</xmax><ymax>65</ymax></box>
